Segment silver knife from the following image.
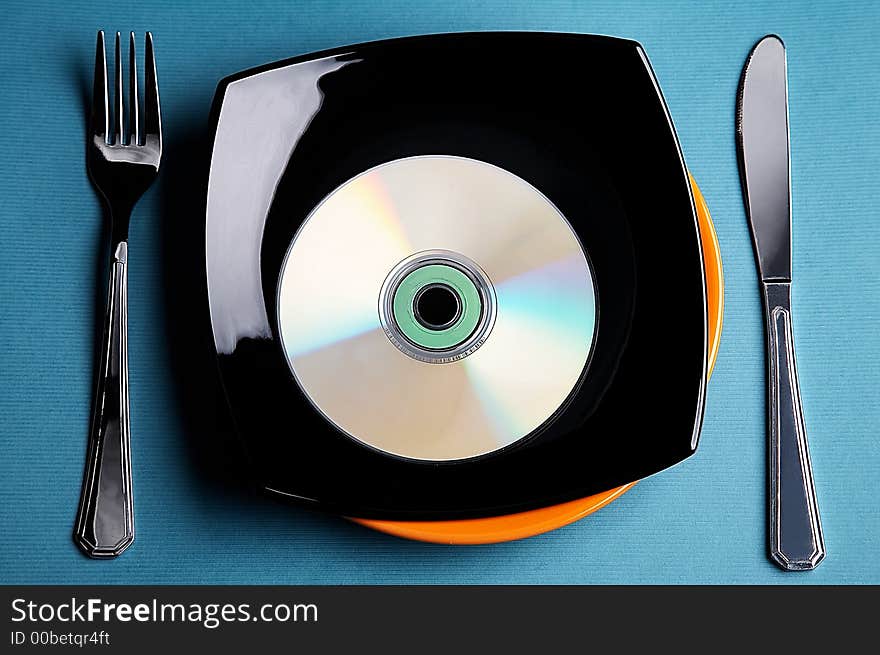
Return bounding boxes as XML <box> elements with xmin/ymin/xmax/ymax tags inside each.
<box><xmin>737</xmin><ymin>34</ymin><xmax>825</xmax><ymax>571</ymax></box>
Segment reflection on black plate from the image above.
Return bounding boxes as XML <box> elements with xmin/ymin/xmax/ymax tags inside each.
<box><xmin>205</xmin><ymin>32</ymin><xmax>707</xmax><ymax>520</ymax></box>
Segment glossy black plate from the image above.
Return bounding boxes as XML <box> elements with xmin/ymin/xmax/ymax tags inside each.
<box><xmin>205</xmin><ymin>32</ymin><xmax>707</xmax><ymax>520</ymax></box>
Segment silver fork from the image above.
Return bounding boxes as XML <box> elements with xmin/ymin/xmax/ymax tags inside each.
<box><xmin>73</xmin><ymin>30</ymin><xmax>162</xmax><ymax>558</ymax></box>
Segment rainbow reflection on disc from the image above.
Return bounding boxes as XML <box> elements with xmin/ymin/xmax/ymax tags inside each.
<box><xmin>277</xmin><ymin>156</ymin><xmax>597</xmax><ymax>461</ymax></box>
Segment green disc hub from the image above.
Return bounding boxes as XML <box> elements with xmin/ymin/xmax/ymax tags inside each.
<box><xmin>379</xmin><ymin>250</ymin><xmax>497</xmax><ymax>364</ymax></box>
<box><xmin>392</xmin><ymin>264</ymin><xmax>482</xmax><ymax>350</ymax></box>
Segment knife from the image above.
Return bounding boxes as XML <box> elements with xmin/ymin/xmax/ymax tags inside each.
<box><xmin>736</xmin><ymin>35</ymin><xmax>825</xmax><ymax>571</ymax></box>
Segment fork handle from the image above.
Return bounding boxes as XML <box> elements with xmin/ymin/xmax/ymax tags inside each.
<box><xmin>74</xmin><ymin>241</ymin><xmax>134</xmax><ymax>558</ymax></box>
<box><xmin>763</xmin><ymin>281</ymin><xmax>825</xmax><ymax>571</ymax></box>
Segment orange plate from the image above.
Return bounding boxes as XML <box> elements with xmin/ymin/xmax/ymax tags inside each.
<box><xmin>352</xmin><ymin>176</ymin><xmax>723</xmax><ymax>544</ymax></box>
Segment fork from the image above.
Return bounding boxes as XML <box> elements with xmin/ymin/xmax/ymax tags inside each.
<box><xmin>73</xmin><ymin>30</ymin><xmax>162</xmax><ymax>558</ymax></box>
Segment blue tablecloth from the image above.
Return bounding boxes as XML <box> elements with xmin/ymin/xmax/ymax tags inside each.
<box><xmin>1</xmin><ymin>0</ymin><xmax>878</xmax><ymax>584</ymax></box>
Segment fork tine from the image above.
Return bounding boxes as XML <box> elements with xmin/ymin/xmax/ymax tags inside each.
<box><xmin>113</xmin><ymin>32</ymin><xmax>124</xmax><ymax>145</ymax></box>
<box><xmin>128</xmin><ymin>32</ymin><xmax>139</xmax><ymax>146</ymax></box>
<box><xmin>143</xmin><ymin>32</ymin><xmax>161</xmax><ymax>143</ymax></box>
<box><xmin>91</xmin><ymin>31</ymin><xmax>109</xmax><ymax>141</ymax></box>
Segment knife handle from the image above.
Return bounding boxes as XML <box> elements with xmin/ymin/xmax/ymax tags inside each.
<box><xmin>762</xmin><ymin>281</ymin><xmax>825</xmax><ymax>571</ymax></box>
<box><xmin>73</xmin><ymin>242</ymin><xmax>134</xmax><ymax>558</ymax></box>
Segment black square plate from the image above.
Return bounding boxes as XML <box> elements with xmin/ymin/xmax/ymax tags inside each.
<box><xmin>205</xmin><ymin>32</ymin><xmax>708</xmax><ymax>520</ymax></box>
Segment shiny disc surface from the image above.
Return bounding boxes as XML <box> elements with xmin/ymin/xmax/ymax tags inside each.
<box><xmin>277</xmin><ymin>155</ymin><xmax>597</xmax><ymax>461</ymax></box>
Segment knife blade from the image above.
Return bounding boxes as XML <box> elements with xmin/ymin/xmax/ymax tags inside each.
<box><xmin>737</xmin><ymin>35</ymin><xmax>825</xmax><ymax>571</ymax></box>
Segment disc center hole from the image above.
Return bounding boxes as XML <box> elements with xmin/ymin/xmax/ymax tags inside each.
<box><xmin>414</xmin><ymin>284</ymin><xmax>461</xmax><ymax>330</ymax></box>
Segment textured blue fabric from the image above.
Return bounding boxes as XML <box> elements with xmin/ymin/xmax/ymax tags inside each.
<box><xmin>1</xmin><ymin>0</ymin><xmax>878</xmax><ymax>584</ymax></box>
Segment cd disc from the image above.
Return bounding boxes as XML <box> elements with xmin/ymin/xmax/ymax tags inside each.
<box><xmin>277</xmin><ymin>156</ymin><xmax>596</xmax><ymax>461</ymax></box>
